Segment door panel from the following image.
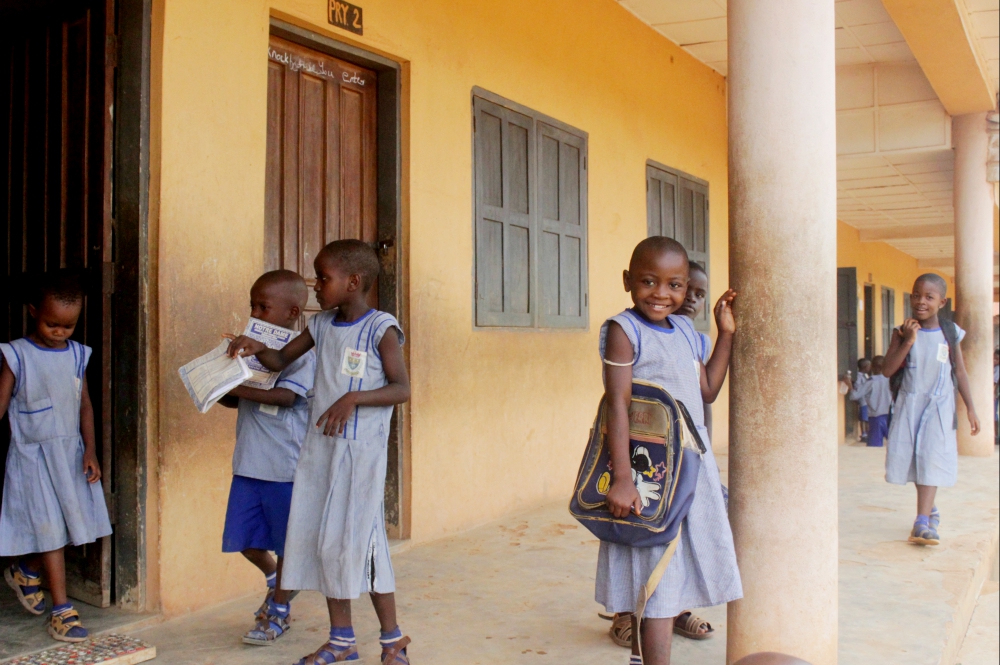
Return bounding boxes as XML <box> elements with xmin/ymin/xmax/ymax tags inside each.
<box><xmin>0</xmin><ymin>0</ymin><xmax>113</xmax><ymax>607</ymax></box>
<box><xmin>265</xmin><ymin>36</ymin><xmax>378</xmax><ymax>324</ymax></box>
<box><xmin>837</xmin><ymin>268</ymin><xmax>858</xmax><ymax>435</ymax></box>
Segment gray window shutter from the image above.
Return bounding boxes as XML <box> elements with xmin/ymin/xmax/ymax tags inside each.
<box><xmin>474</xmin><ymin>97</ymin><xmax>534</xmax><ymax>327</ymax></box>
<box><xmin>646</xmin><ymin>165</ymin><xmax>677</xmax><ymax>238</ymax></box>
<box><xmin>538</xmin><ymin>122</ymin><xmax>588</xmax><ymax>328</ymax></box>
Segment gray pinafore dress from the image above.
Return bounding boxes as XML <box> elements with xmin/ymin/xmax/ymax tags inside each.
<box><xmin>0</xmin><ymin>338</ymin><xmax>112</xmax><ymax>556</ymax></box>
<box><xmin>885</xmin><ymin>325</ymin><xmax>964</xmax><ymax>487</ymax></box>
<box><xmin>281</xmin><ymin>309</ymin><xmax>403</xmax><ymax>599</ymax></box>
<box><xmin>595</xmin><ymin>310</ymin><xmax>743</xmax><ymax>618</ymax></box>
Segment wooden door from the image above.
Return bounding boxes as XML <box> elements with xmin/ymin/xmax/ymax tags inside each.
<box><xmin>863</xmin><ymin>284</ymin><xmax>875</xmax><ymax>360</ymax></box>
<box><xmin>881</xmin><ymin>287</ymin><xmax>894</xmax><ymax>354</ymax></box>
<box><xmin>265</xmin><ymin>36</ymin><xmax>378</xmax><ymax>323</ymax></box>
<box><xmin>837</xmin><ymin>268</ymin><xmax>858</xmax><ymax>433</ymax></box>
<box><xmin>0</xmin><ymin>0</ymin><xmax>114</xmax><ymax>607</ymax></box>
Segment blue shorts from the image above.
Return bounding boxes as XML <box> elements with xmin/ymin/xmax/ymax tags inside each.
<box><xmin>859</xmin><ymin>405</ymin><xmax>869</xmax><ymax>422</ymax></box>
<box><xmin>222</xmin><ymin>476</ymin><xmax>294</xmax><ymax>556</ymax></box>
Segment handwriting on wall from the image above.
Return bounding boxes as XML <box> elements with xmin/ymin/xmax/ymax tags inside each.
<box><xmin>329</xmin><ymin>0</ymin><xmax>363</xmax><ymax>35</ymax></box>
<box><xmin>268</xmin><ymin>48</ymin><xmax>367</xmax><ymax>87</ymax></box>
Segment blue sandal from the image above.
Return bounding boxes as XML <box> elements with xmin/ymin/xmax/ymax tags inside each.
<box><xmin>908</xmin><ymin>521</ymin><xmax>940</xmax><ymax>546</ymax></box>
<box><xmin>49</xmin><ymin>606</ymin><xmax>88</xmax><ymax>643</ymax></box>
<box><xmin>294</xmin><ymin>640</ymin><xmax>360</xmax><ymax>664</ymax></box>
<box><xmin>929</xmin><ymin>506</ymin><xmax>940</xmax><ymax>530</ymax></box>
<box><xmin>5</xmin><ymin>564</ymin><xmax>46</xmax><ymax>615</ymax></box>
<box><xmin>381</xmin><ymin>637</ymin><xmax>411</xmax><ymax>665</ymax></box>
<box><xmin>243</xmin><ymin>599</ymin><xmax>290</xmax><ymax>646</ymax></box>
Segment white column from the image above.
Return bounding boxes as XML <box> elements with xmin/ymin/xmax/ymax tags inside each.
<box><xmin>727</xmin><ymin>2</ymin><xmax>839</xmax><ymax>664</ymax></box>
<box><xmin>953</xmin><ymin>113</ymin><xmax>996</xmax><ymax>456</ymax></box>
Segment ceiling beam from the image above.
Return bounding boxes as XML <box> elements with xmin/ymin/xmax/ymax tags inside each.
<box><xmin>880</xmin><ymin>0</ymin><xmax>995</xmax><ymax>115</ymax></box>
<box><xmin>859</xmin><ymin>223</ymin><xmax>954</xmax><ymax>242</ymax></box>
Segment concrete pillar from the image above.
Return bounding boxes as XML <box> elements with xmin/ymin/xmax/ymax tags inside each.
<box><xmin>953</xmin><ymin>113</ymin><xmax>996</xmax><ymax>456</ymax></box>
<box><xmin>726</xmin><ymin>2</ymin><xmax>839</xmax><ymax>664</ymax></box>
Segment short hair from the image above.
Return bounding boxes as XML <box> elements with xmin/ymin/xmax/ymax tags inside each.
<box><xmin>871</xmin><ymin>355</ymin><xmax>885</xmax><ymax>371</ymax></box>
<box><xmin>914</xmin><ymin>273</ymin><xmax>947</xmax><ymax>297</ymax></box>
<box><xmin>857</xmin><ymin>358</ymin><xmax>870</xmax><ymax>369</ymax></box>
<box><xmin>318</xmin><ymin>239</ymin><xmax>380</xmax><ymax>291</ymax></box>
<box><xmin>253</xmin><ymin>269</ymin><xmax>309</xmax><ymax>308</ymax></box>
<box><xmin>32</xmin><ymin>269</ymin><xmax>84</xmax><ymax>307</ymax></box>
<box><xmin>629</xmin><ymin>236</ymin><xmax>689</xmax><ymax>272</ymax></box>
<box><xmin>688</xmin><ymin>261</ymin><xmax>707</xmax><ymax>277</ymax></box>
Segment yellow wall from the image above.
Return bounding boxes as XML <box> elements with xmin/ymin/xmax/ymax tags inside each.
<box><xmin>153</xmin><ymin>0</ymin><xmax>730</xmax><ymax>613</ymax></box>
<box><xmin>836</xmin><ymin>220</ymin><xmax>955</xmax><ymax>359</ymax></box>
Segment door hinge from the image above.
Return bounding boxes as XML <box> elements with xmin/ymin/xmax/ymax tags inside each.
<box><xmin>102</xmin><ymin>262</ymin><xmax>116</xmax><ymax>295</ymax></box>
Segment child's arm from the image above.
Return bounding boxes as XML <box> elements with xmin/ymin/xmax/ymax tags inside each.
<box><xmin>701</xmin><ymin>289</ymin><xmax>737</xmax><ymax>403</ymax></box>
<box><xmin>0</xmin><ymin>359</ymin><xmax>15</xmax><ymax>416</ymax></box>
<box><xmin>226</xmin><ymin>329</ymin><xmax>315</xmax><ymax>372</ymax></box>
<box><xmin>952</xmin><ymin>340</ymin><xmax>980</xmax><ymax>435</ymax></box>
<box><xmin>79</xmin><ymin>376</ymin><xmax>101</xmax><ymax>484</ymax></box>
<box><xmin>603</xmin><ymin>322</ymin><xmax>642</xmax><ymax>519</ymax></box>
<box><xmin>882</xmin><ymin>319</ymin><xmax>919</xmax><ymax>377</ymax></box>
<box><xmin>221</xmin><ymin>386</ymin><xmax>298</xmax><ymax>409</ymax></box>
<box><xmin>848</xmin><ymin>378</ymin><xmax>872</xmax><ymax>403</ymax></box>
<box><xmin>315</xmin><ymin>328</ymin><xmax>411</xmax><ymax>437</ymax></box>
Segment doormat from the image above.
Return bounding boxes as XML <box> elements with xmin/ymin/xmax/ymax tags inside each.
<box><xmin>2</xmin><ymin>635</ymin><xmax>155</xmax><ymax>665</ymax></box>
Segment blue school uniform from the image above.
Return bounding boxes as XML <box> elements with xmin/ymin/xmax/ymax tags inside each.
<box><xmin>221</xmin><ymin>351</ymin><xmax>315</xmax><ymax>556</ymax></box>
<box><xmin>281</xmin><ymin>309</ymin><xmax>403</xmax><ymax>599</ymax></box>
<box><xmin>594</xmin><ymin>310</ymin><xmax>742</xmax><ymax>618</ymax></box>
<box><xmin>853</xmin><ymin>374</ymin><xmax>871</xmax><ymax>422</ymax></box>
<box><xmin>850</xmin><ymin>374</ymin><xmax>891</xmax><ymax>446</ymax></box>
<box><xmin>0</xmin><ymin>339</ymin><xmax>112</xmax><ymax>557</ymax></box>
<box><xmin>885</xmin><ymin>326</ymin><xmax>964</xmax><ymax>487</ymax></box>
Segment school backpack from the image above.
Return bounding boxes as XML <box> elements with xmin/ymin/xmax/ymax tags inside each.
<box><xmin>889</xmin><ymin>316</ymin><xmax>959</xmax><ymax>429</ymax></box>
<box><xmin>569</xmin><ymin>380</ymin><xmax>705</xmax><ymax>655</ymax></box>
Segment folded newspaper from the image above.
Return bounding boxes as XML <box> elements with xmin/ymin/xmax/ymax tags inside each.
<box><xmin>240</xmin><ymin>318</ymin><xmax>299</xmax><ymax>390</ymax></box>
<box><xmin>178</xmin><ymin>341</ymin><xmax>252</xmax><ymax>413</ymax></box>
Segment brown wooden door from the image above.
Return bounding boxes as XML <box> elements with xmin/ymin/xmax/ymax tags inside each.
<box><xmin>265</xmin><ymin>36</ymin><xmax>378</xmax><ymax>323</ymax></box>
<box><xmin>0</xmin><ymin>0</ymin><xmax>115</xmax><ymax>607</ymax></box>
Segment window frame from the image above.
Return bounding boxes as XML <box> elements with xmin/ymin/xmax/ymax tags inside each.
<box><xmin>471</xmin><ymin>87</ymin><xmax>589</xmax><ymax>330</ymax></box>
<box><xmin>645</xmin><ymin>160</ymin><xmax>710</xmax><ymax>332</ymax></box>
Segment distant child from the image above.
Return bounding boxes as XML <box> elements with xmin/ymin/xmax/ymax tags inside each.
<box><xmin>226</xmin><ymin>240</ymin><xmax>412</xmax><ymax>664</ymax></box>
<box><xmin>0</xmin><ymin>270</ymin><xmax>112</xmax><ymax>643</ymax></box>
<box><xmin>218</xmin><ymin>270</ymin><xmax>315</xmax><ymax>645</ymax></box>
<box><xmin>882</xmin><ymin>274</ymin><xmax>980</xmax><ymax>546</ymax></box>
<box><xmin>598</xmin><ymin>237</ymin><xmax>742</xmax><ymax>665</ymax></box>
<box><xmin>854</xmin><ymin>359</ymin><xmax>872</xmax><ymax>442</ymax></box>
<box><xmin>846</xmin><ymin>356</ymin><xmax>891</xmax><ymax>447</ymax></box>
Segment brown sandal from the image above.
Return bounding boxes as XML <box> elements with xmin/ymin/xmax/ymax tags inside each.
<box><xmin>673</xmin><ymin>611</ymin><xmax>714</xmax><ymax>640</ymax></box>
<box><xmin>381</xmin><ymin>636</ymin><xmax>411</xmax><ymax>664</ymax></box>
<box><xmin>610</xmin><ymin>613</ymin><xmax>632</xmax><ymax>648</ymax></box>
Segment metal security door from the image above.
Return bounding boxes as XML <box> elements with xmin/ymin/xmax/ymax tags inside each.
<box><xmin>0</xmin><ymin>0</ymin><xmax>114</xmax><ymax>607</ymax></box>
<box><xmin>264</xmin><ymin>35</ymin><xmax>378</xmax><ymax>324</ymax></box>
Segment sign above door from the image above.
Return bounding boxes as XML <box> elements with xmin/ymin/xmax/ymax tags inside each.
<box><xmin>328</xmin><ymin>0</ymin><xmax>363</xmax><ymax>35</ymax></box>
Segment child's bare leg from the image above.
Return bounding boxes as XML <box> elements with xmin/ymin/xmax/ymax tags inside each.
<box><xmin>273</xmin><ymin>556</ymin><xmax>290</xmax><ymax>605</ymax></box>
<box><xmin>370</xmin><ymin>592</ymin><xmax>397</xmax><ymax>632</ymax></box>
<box><xmin>39</xmin><ymin>548</ymin><xmax>68</xmax><ymax>607</ymax></box>
<box><xmin>632</xmin><ymin>615</ymin><xmax>674</xmax><ymax>665</ymax></box>
<box><xmin>241</xmin><ymin>548</ymin><xmax>277</xmax><ymax>577</ymax></box>
<box><xmin>326</xmin><ymin>597</ymin><xmax>353</xmax><ymax>628</ymax></box>
<box><xmin>915</xmin><ymin>484</ymin><xmax>937</xmax><ymax>517</ymax></box>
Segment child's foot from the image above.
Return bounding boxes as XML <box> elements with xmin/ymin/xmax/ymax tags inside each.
<box><xmin>295</xmin><ymin>627</ymin><xmax>360</xmax><ymax>664</ymax></box>
<box><xmin>610</xmin><ymin>613</ymin><xmax>632</xmax><ymax>647</ymax></box>
<box><xmin>243</xmin><ymin>598</ymin><xmax>291</xmax><ymax>646</ymax></box>
<box><xmin>380</xmin><ymin>628</ymin><xmax>411</xmax><ymax>664</ymax></box>
<box><xmin>908</xmin><ymin>519</ymin><xmax>940</xmax><ymax>546</ymax></box>
<box><xmin>5</xmin><ymin>563</ymin><xmax>46</xmax><ymax>615</ymax></box>
<box><xmin>929</xmin><ymin>506</ymin><xmax>940</xmax><ymax>530</ymax></box>
<box><xmin>48</xmin><ymin>604</ymin><xmax>88</xmax><ymax>643</ymax></box>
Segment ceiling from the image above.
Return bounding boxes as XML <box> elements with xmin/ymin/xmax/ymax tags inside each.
<box><xmin>617</xmin><ymin>0</ymin><xmax>1000</xmax><ymax>277</ymax></box>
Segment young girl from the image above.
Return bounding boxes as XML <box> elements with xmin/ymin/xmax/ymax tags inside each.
<box><xmin>1</xmin><ymin>270</ymin><xmax>112</xmax><ymax>642</ymax></box>
<box><xmin>598</xmin><ymin>237</ymin><xmax>742</xmax><ymax>665</ymax></box>
<box><xmin>882</xmin><ymin>274</ymin><xmax>979</xmax><ymax>546</ymax></box>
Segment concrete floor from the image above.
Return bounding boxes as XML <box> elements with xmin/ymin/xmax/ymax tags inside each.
<box><xmin>3</xmin><ymin>444</ymin><xmax>997</xmax><ymax>664</ymax></box>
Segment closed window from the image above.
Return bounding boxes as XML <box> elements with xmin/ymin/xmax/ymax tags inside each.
<box><xmin>473</xmin><ymin>90</ymin><xmax>588</xmax><ymax>328</ymax></box>
<box><xmin>903</xmin><ymin>293</ymin><xmax>912</xmax><ymax>320</ymax></box>
<box><xmin>646</xmin><ymin>162</ymin><xmax>709</xmax><ymax>331</ymax></box>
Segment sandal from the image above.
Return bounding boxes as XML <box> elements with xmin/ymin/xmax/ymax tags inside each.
<box><xmin>48</xmin><ymin>607</ymin><xmax>88</xmax><ymax>643</ymax></box>
<box><xmin>243</xmin><ymin>601</ymin><xmax>291</xmax><ymax>646</ymax></box>
<box><xmin>294</xmin><ymin>640</ymin><xmax>361</xmax><ymax>664</ymax></box>
<box><xmin>5</xmin><ymin>564</ymin><xmax>46</xmax><ymax>615</ymax></box>
<box><xmin>908</xmin><ymin>521</ymin><xmax>940</xmax><ymax>546</ymax></box>
<box><xmin>381</xmin><ymin>636</ymin><xmax>411</xmax><ymax>664</ymax></box>
<box><xmin>929</xmin><ymin>507</ymin><xmax>940</xmax><ymax>530</ymax></box>
<box><xmin>610</xmin><ymin>613</ymin><xmax>632</xmax><ymax>648</ymax></box>
<box><xmin>673</xmin><ymin>611</ymin><xmax>715</xmax><ymax>640</ymax></box>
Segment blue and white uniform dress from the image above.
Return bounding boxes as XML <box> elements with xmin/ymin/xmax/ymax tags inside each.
<box><xmin>0</xmin><ymin>339</ymin><xmax>112</xmax><ymax>557</ymax></box>
<box><xmin>885</xmin><ymin>325</ymin><xmax>965</xmax><ymax>487</ymax></box>
<box><xmin>595</xmin><ymin>310</ymin><xmax>742</xmax><ymax>618</ymax></box>
<box><xmin>281</xmin><ymin>309</ymin><xmax>403</xmax><ymax>599</ymax></box>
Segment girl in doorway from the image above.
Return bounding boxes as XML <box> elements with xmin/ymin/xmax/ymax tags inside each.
<box><xmin>1</xmin><ymin>270</ymin><xmax>112</xmax><ymax>643</ymax></box>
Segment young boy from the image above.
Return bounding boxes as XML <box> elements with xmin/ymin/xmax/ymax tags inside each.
<box><xmin>226</xmin><ymin>240</ymin><xmax>412</xmax><ymax>664</ymax></box>
<box><xmin>882</xmin><ymin>274</ymin><xmax>980</xmax><ymax>546</ymax></box>
<box><xmin>847</xmin><ymin>356</ymin><xmax>891</xmax><ymax>447</ymax></box>
<box><xmin>854</xmin><ymin>359</ymin><xmax>872</xmax><ymax>442</ymax></box>
<box><xmin>218</xmin><ymin>270</ymin><xmax>315</xmax><ymax>645</ymax></box>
